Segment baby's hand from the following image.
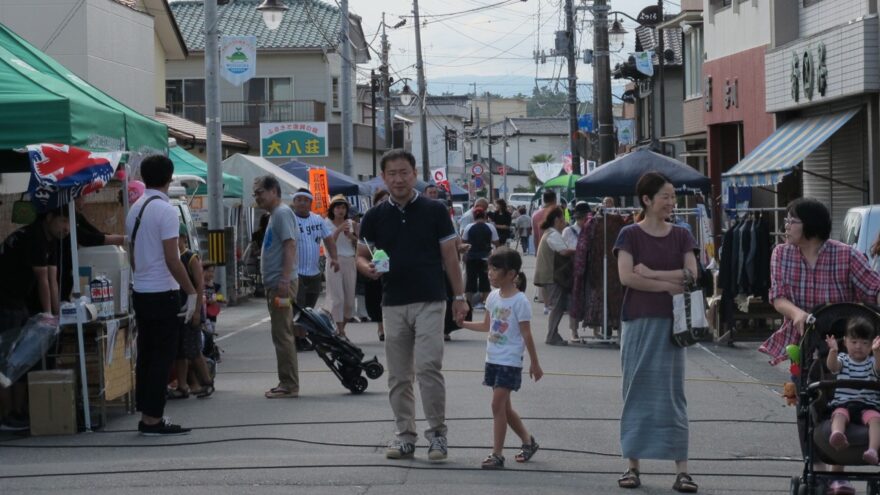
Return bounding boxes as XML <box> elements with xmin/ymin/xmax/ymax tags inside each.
<box><xmin>873</xmin><ymin>336</ymin><xmax>880</xmax><ymax>353</ymax></box>
<box><xmin>530</xmin><ymin>363</ymin><xmax>544</xmax><ymax>382</ymax></box>
<box><xmin>826</xmin><ymin>334</ymin><xmax>839</xmax><ymax>352</ymax></box>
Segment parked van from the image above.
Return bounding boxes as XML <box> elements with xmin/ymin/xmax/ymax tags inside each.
<box><xmin>508</xmin><ymin>192</ymin><xmax>534</xmax><ymax>210</ymax></box>
<box><xmin>840</xmin><ymin>205</ymin><xmax>880</xmax><ymax>267</ymax></box>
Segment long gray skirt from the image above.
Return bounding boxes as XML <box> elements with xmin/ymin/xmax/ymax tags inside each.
<box><xmin>620</xmin><ymin>317</ymin><xmax>689</xmax><ymax>460</ymax></box>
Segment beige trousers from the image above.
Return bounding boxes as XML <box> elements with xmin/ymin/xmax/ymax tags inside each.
<box><xmin>266</xmin><ymin>280</ymin><xmax>299</xmax><ymax>391</ymax></box>
<box><xmin>383</xmin><ymin>301</ymin><xmax>447</xmax><ymax>443</ymax></box>
<box><xmin>324</xmin><ymin>255</ymin><xmax>356</xmax><ymax>323</ymax></box>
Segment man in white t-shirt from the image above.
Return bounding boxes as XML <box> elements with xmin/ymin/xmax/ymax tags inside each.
<box><xmin>125</xmin><ymin>155</ymin><xmax>197</xmax><ymax>436</ymax></box>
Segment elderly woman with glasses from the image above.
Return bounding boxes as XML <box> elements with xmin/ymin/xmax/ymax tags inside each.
<box><xmin>759</xmin><ymin>198</ymin><xmax>880</xmax><ymax>494</ymax></box>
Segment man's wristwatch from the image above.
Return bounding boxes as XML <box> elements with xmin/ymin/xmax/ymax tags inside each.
<box><xmin>453</xmin><ymin>294</ymin><xmax>466</xmax><ymax>302</ymax></box>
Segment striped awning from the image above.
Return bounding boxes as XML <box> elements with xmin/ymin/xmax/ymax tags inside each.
<box><xmin>722</xmin><ymin>108</ymin><xmax>860</xmax><ymax>187</ymax></box>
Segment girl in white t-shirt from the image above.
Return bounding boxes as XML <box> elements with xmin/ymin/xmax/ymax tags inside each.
<box><xmin>458</xmin><ymin>247</ymin><xmax>543</xmax><ymax>470</ymax></box>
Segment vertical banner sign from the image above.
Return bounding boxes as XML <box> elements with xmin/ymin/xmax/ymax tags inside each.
<box><xmin>220</xmin><ymin>36</ymin><xmax>257</xmax><ymax>86</ymax></box>
<box><xmin>308</xmin><ymin>168</ymin><xmax>330</xmax><ymax>216</ymax></box>
<box><xmin>635</xmin><ymin>51</ymin><xmax>654</xmax><ymax>77</ymax></box>
<box><xmin>261</xmin><ymin>122</ymin><xmax>329</xmax><ymax>158</ymax></box>
<box><xmin>431</xmin><ymin>167</ymin><xmax>450</xmax><ymax>194</ymax></box>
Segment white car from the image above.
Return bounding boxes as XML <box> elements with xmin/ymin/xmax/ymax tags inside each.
<box><xmin>508</xmin><ymin>192</ymin><xmax>534</xmax><ymax>210</ymax></box>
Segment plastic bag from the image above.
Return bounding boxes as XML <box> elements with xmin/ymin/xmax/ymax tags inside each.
<box><xmin>0</xmin><ymin>315</ymin><xmax>59</xmax><ymax>388</ymax></box>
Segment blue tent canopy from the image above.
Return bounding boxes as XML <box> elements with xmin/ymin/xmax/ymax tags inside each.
<box><xmin>575</xmin><ymin>149</ymin><xmax>710</xmax><ymax>198</ymax></box>
<box><xmin>278</xmin><ymin>160</ymin><xmax>369</xmax><ymax>196</ymax></box>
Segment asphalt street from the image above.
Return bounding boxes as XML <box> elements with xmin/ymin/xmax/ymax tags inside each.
<box><xmin>0</xmin><ymin>254</ymin><xmax>832</xmax><ymax>494</ymax></box>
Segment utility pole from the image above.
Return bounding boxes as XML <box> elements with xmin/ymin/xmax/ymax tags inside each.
<box><xmin>444</xmin><ymin>125</ymin><xmax>449</xmax><ymax>167</ymax></box>
<box><xmin>564</xmin><ymin>0</ymin><xmax>580</xmax><ymax>172</ymax></box>
<box><xmin>593</xmin><ymin>0</ymin><xmax>614</xmax><ymax>163</ymax></box>
<box><xmin>371</xmin><ymin>70</ymin><xmax>378</xmax><ymax>176</ymax></box>
<box><xmin>657</xmin><ymin>0</ymin><xmax>666</xmax><ymax>143</ymax></box>
<box><xmin>502</xmin><ymin>117</ymin><xmax>508</xmax><ymax>200</ymax></box>
<box><xmin>474</xmin><ymin>105</ymin><xmax>481</xmax><ymax>204</ymax></box>
<box><xmin>340</xmin><ymin>0</ymin><xmax>354</xmax><ymax>177</ymax></box>
<box><xmin>205</xmin><ymin>0</ymin><xmax>226</xmax><ymax>294</ymax></box>
<box><xmin>381</xmin><ymin>12</ymin><xmax>392</xmax><ymax>150</ymax></box>
<box><xmin>486</xmin><ymin>92</ymin><xmax>494</xmax><ymax>201</ymax></box>
<box><xmin>413</xmin><ymin>0</ymin><xmax>430</xmax><ymax>181</ymax></box>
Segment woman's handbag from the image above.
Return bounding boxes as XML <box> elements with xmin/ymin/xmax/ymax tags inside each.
<box><xmin>553</xmin><ymin>252</ymin><xmax>573</xmax><ymax>290</ymax></box>
<box><xmin>671</xmin><ymin>270</ymin><xmax>710</xmax><ymax>347</ymax></box>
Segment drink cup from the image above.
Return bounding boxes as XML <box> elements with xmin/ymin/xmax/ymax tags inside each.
<box><xmin>372</xmin><ymin>249</ymin><xmax>390</xmax><ymax>273</ymax></box>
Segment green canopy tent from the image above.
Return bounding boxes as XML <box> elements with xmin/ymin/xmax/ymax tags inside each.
<box><xmin>542</xmin><ymin>173</ymin><xmax>581</xmax><ymax>190</ymax></box>
<box><xmin>0</xmin><ymin>22</ymin><xmax>166</xmax><ymax>154</ymax></box>
<box><xmin>169</xmin><ymin>147</ymin><xmax>243</xmax><ymax>198</ymax></box>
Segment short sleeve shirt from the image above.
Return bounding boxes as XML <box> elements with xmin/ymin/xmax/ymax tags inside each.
<box><xmin>295</xmin><ymin>212</ymin><xmax>331</xmax><ymax>277</ymax></box>
<box><xmin>324</xmin><ymin>218</ymin><xmax>356</xmax><ymax>258</ymax></box>
<box><xmin>613</xmin><ymin>224</ymin><xmax>696</xmax><ymax>321</ymax></box>
<box><xmin>485</xmin><ymin>290</ymin><xmax>532</xmax><ymax>367</ymax></box>
<box><xmin>125</xmin><ymin>189</ymin><xmax>180</xmax><ymax>293</ymax></box>
<box><xmin>463</xmin><ymin>222</ymin><xmax>499</xmax><ymax>260</ymax></box>
<box><xmin>0</xmin><ymin>222</ymin><xmax>57</xmax><ymax>309</ymax></box>
<box><xmin>261</xmin><ymin>203</ymin><xmax>298</xmax><ymax>287</ymax></box>
<box><xmin>359</xmin><ymin>192</ymin><xmax>457</xmax><ymax>306</ymax></box>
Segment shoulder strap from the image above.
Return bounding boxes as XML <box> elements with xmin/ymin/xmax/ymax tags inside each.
<box><xmin>129</xmin><ymin>195</ymin><xmax>162</xmax><ymax>269</ymax></box>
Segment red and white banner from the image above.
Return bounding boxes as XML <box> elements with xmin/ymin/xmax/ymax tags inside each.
<box><xmin>431</xmin><ymin>167</ymin><xmax>450</xmax><ymax>194</ymax></box>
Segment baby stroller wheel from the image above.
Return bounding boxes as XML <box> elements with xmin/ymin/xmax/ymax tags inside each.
<box><xmin>364</xmin><ymin>360</ymin><xmax>384</xmax><ymax>380</ymax></box>
<box><xmin>348</xmin><ymin>376</ymin><xmax>368</xmax><ymax>394</ymax></box>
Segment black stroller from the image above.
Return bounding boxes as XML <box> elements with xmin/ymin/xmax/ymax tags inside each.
<box><xmin>293</xmin><ymin>302</ymin><xmax>384</xmax><ymax>394</ymax></box>
<box><xmin>791</xmin><ymin>302</ymin><xmax>880</xmax><ymax>495</ymax></box>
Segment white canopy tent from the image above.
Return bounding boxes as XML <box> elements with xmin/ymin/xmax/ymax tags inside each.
<box><xmin>222</xmin><ymin>154</ymin><xmax>309</xmax><ymax>199</ymax></box>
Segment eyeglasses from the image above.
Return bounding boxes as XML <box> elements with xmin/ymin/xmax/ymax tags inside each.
<box><xmin>784</xmin><ymin>217</ymin><xmax>803</xmax><ymax>226</ymax></box>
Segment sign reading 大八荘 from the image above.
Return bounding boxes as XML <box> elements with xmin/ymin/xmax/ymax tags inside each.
<box><xmin>260</xmin><ymin>122</ymin><xmax>328</xmax><ymax>158</ymax></box>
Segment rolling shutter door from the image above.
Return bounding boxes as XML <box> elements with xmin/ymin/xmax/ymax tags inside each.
<box><xmin>803</xmin><ymin>111</ymin><xmax>866</xmax><ymax>240</ymax></box>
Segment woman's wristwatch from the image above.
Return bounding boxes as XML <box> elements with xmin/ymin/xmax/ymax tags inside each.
<box><xmin>453</xmin><ymin>294</ymin><xmax>466</xmax><ymax>302</ymax></box>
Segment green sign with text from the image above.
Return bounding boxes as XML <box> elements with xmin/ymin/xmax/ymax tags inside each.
<box><xmin>260</xmin><ymin>122</ymin><xmax>328</xmax><ymax>158</ymax></box>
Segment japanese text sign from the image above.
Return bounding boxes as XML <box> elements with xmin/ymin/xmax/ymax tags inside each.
<box><xmin>308</xmin><ymin>168</ymin><xmax>330</xmax><ymax>216</ymax></box>
<box><xmin>260</xmin><ymin>122</ymin><xmax>328</xmax><ymax>158</ymax></box>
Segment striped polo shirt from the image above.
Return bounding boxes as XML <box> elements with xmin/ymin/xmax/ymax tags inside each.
<box><xmin>830</xmin><ymin>353</ymin><xmax>880</xmax><ymax>407</ymax></box>
<box><xmin>295</xmin><ymin>212</ymin><xmax>331</xmax><ymax>277</ymax></box>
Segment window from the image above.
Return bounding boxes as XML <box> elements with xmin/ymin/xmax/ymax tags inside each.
<box><xmin>242</xmin><ymin>77</ymin><xmax>294</xmax><ymax>123</ymax></box>
<box><xmin>165</xmin><ymin>79</ymin><xmax>205</xmax><ymax>123</ymax></box>
<box><xmin>331</xmin><ymin>77</ymin><xmax>340</xmax><ymax>110</ymax></box>
<box><xmin>446</xmin><ymin>129</ymin><xmax>458</xmax><ymax>151</ymax></box>
<box><xmin>684</xmin><ymin>26</ymin><xmax>704</xmax><ymax>98</ymax></box>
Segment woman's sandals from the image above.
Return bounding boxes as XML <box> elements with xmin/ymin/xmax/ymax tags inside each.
<box><xmin>481</xmin><ymin>453</ymin><xmax>505</xmax><ymax>470</ymax></box>
<box><xmin>618</xmin><ymin>468</ymin><xmax>641</xmax><ymax>488</ymax></box>
<box><xmin>673</xmin><ymin>472</ymin><xmax>698</xmax><ymax>493</ymax></box>
<box><xmin>515</xmin><ymin>436</ymin><xmax>539</xmax><ymax>462</ymax></box>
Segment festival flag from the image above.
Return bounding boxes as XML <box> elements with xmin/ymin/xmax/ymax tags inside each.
<box><xmin>26</xmin><ymin>144</ymin><xmax>122</xmax><ymax>212</ymax></box>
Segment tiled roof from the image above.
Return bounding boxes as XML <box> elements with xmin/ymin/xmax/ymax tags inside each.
<box><xmin>155</xmin><ymin>111</ymin><xmax>250</xmax><ymax>149</ymax></box>
<box><xmin>635</xmin><ymin>25</ymin><xmax>683</xmax><ymax>66</ymax></box>
<box><xmin>481</xmin><ymin>118</ymin><xmax>571</xmax><ymax>137</ymax></box>
<box><xmin>112</xmin><ymin>0</ymin><xmax>138</xmax><ymax>8</ymax></box>
<box><xmin>169</xmin><ymin>0</ymin><xmax>341</xmax><ymax>51</ymax></box>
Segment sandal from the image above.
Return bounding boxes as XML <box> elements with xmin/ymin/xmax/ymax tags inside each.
<box><xmin>167</xmin><ymin>388</ymin><xmax>189</xmax><ymax>399</ymax></box>
<box><xmin>515</xmin><ymin>435</ymin><xmax>539</xmax><ymax>462</ymax></box>
<box><xmin>672</xmin><ymin>472</ymin><xmax>698</xmax><ymax>493</ymax></box>
<box><xmin>481</xmin><ymin>453</ymin><xmax>505</xmax><ymax>470</ymax></box>
<box><xmin>264</xmin><ymin>386</ymin><xmax>298</xmax><ymax>399</ymax></box>
<box><xmin>618</xmin><ymin>468</ymin><xmax>641</xmax><ymax>489</ymax></box>
<box><xmin>195</xmin><ymin>383</ymin><xmax>215</xmax><ymax>399</ymax></box>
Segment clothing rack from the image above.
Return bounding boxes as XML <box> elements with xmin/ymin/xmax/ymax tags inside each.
<box><xmin>583</xmin><ymin>207</ymin><xmax>707</xmax><ymax>345</ymax></box>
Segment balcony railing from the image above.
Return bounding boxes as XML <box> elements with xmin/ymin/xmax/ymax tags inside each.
<box><xmin>167</xmin><ymin>100</ymin><xmax>326</xmax><ymax>125</ymax></box>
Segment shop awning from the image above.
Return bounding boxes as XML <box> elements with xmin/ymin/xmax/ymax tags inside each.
<box><xmin>0</xmin><ymin>22</ymin><xmax>167</xmax><ymax>153</ymax></box>
<box><xmin>169</xmin><ymin>147</ymin><xmax>243</xmax><ymax>198</ymax></box>
<box><xmin>722</xmin><ymin>108</ymin><xmax>860</xmax><ymax>187</ymax></box>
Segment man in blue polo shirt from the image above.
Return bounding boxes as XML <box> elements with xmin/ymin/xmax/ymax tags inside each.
<box><xmin>358</xmin><ymin>149</ymin><xmax>468</xmax><ymax>462</ymax></box>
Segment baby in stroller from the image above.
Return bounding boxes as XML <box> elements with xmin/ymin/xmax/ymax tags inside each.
<box><xmin>825</xmin><ymin>317</ymin><xmax>880</xmax><ymax>464</ymax></box>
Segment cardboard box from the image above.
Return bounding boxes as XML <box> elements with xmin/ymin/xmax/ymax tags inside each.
<box><xmin>28</xmin><ymin>369</ymin><xmax>77</xmax><ymax>436</ymax></box>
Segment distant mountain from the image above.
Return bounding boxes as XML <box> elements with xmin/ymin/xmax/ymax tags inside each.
<box><xmin>426</xmin><ymin>74</ymin><xmax>627</xmax><ymax>99</ymax></box>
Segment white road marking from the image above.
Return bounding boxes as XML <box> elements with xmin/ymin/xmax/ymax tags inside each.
<box><xmin>216</xmin><ymin>316</ymin><xmax>271</xmax><ymax>342</ymax></box>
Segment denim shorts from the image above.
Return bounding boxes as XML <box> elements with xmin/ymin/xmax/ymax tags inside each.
<box><xmin>483</xmin><ymin>362</ymin><xmax>523</xmax><ymax>391</ymax></box>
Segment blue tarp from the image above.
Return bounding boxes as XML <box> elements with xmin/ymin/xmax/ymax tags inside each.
<box><xmin>575</xmin><ymin>149</ymin><xmax>710</xmax><ymax>197</ymax></box>
<box><xmin>278</xmin><ymin>160</ymin><xmax>369</xmax><ymax>197</ymax></box>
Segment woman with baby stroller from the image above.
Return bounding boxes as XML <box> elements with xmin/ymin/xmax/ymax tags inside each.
<box><xmin>759</xmin><ymin>198</ymin><xmax>880</xmax><ymax>495</ymax></box>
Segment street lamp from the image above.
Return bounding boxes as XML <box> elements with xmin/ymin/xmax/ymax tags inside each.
<box><xmin>205</xmin><ymin>0</ymin><xmax>288</xmax><ymax>296</ymax></box>
<box><xmin>608</xmin><ymin>16</ymin><xmax>627</xmax><ymax>49</ymax></box>
<box><xmin>399</xmin><ymin>80</ymin><xmax>415</xmax><ymax>106</ymax></box>
<box><xmin>257</xmin><ymin>0</ymin><xmax>288</xmax><ymax>31</ymax></box>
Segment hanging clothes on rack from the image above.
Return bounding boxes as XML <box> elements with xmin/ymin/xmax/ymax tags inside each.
<box><xmin>570</xmin><ymin>213</ymin><xmax>598</xmax><ymax>322</ymax></box>
<box><xmin>718</xmin><ymin>212</ymin><xmax>773</xmax><ymax>327</ymax></box>
<box><xmin>585</xmin><ymin>213</ymin><xmax>631</xmax><ymax>328</ymax></box>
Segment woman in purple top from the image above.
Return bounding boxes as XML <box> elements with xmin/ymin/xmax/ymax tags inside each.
<box><xmin>613</xmin><ymin>172</ymin><xmax>699</xmax><ymax>493</ymax></box>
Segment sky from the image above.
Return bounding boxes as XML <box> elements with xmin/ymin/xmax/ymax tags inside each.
<box><xmin>355</xmin><ymin>0</ymin><xmax>681</xmax><ymax>97</ymax></box>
